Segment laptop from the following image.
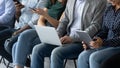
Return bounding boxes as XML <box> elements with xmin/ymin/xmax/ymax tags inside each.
<box><xmin>34</xmin><ymin>25</ymin><xmax>62</xmax><ymax>46</ymax></box>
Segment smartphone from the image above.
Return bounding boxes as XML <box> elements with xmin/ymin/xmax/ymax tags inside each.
<box><xmin>29</xmin><ymin>7</ymin><xmax>36</xmax><ymax>11</ymax></box>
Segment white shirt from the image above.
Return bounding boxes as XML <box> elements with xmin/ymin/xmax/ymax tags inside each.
<box><xmin>70</xmin><ymin>0</ymin><xmax>86</xmax><ymax>35</ymax></box>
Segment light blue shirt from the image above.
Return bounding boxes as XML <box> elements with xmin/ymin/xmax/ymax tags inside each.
<box><xmin>0</xmin><ymin>0</ymin><xmax>15</xmax><ymax>27</ymax></box>
<box><xmin>19</xmin><ymin>0</ymin><xmax>29</xmax><ymax>5</ymax></box>
<box><xmin>28</xmin><ymin>0</ymin><xmax>48</xmax><ymax>28</ymax></box>
<box><xmin>15</xmin><ymin>0</ymin><xmax>48</xmax><ymax>29</ymax></box>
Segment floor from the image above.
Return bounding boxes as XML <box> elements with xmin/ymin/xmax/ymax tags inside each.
<box><xmin>0</xmin><ymin>56</ymin><xmax>77</xmax><ymax>68</ymax></box>
<box><xmin>0</xmin><ymin>56</ymin><xmax>12</xmax><ymax>68</ymax></box>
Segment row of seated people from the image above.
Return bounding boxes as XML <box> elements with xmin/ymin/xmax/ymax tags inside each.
<box><xmin>0</xmin><ymin>0</ymin><xmax>44</xmax><ymax>63</ymax></box>
<box><xmin>12</xmin><ymin>0</ymin><xmax>67</xmax><ymax>68</ymax></box>
<box><xmin>0</xmin><ymin>0</ymin><xmax>67</xmax><ymax>68</ymax></box>
<box><xmin>1</xmin><ymin>0</ymin><xmax>120</xmax><ymax>68</ymax></box>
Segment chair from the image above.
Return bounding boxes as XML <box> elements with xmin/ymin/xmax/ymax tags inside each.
<box><xmin>0</xmin><ymin>56</ymin><xmax>12</xmax><ymax>68</ymax></box>
<box><xmin>64</xmin><ymin>58</ymin><xmax>77</xmax><ymax>68</ymax></box>
<box><xmin>0</xmin><ymin>26</ymin><xmax>14</xmax><ymax>68</ymax></box>
<box><xmin>0</xmin><ymin>48</ymin><xmax>12</xmax><ymax>68</ymax></box>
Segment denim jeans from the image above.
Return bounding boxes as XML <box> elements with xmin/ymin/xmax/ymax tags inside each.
<box><xmin>31</xmin><ymin>43</ymin><xmax>83</xmax><ymax>68</ymax></box>
<box><xmin>78</xmin><ymin>47</ymin><xmax>120</xmax><ymax>68</ymax></box>
<box><xmin>12</xmin><ymin>29</ymin><xmax>41</xmax><ymax>67</ymax></box>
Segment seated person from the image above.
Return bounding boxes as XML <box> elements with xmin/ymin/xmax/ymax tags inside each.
<box><xmin>2</xmin><ymin>0</ymin><xmax>47</xmax><ymax>63</ymax></box>
<box><xmin>12</xmin><ymin>0</ymin><xmax>67</xmax><ymax>68</ymax></box>
<box><xmin>78</xmin><ymin>0</ymin><xmax>120</xmax><ymax>68</ymax></box>
<box><xmin>4</xmin><ymin>0</ymin><xmax>48</xmax><ymax>54</ymax></box>
<box><xmin>0</xmin><ymin>0</ymin><xmax>15</xmax><ymax>62</ymax></box>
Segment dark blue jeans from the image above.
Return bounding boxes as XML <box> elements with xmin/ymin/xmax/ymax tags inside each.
<box><xmin>0</xmin><ymin>25</ymin><xmax>15</xmax><ymax>62</ymax></box>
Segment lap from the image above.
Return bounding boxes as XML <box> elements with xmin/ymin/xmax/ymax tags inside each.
<box><xmin>19</xmin><ymin>29</ymin><xmax>38</xmax><ymax>40</ymax></box>
<box><xmin>52</xmin><ymin>43</ymin><xmax>83</xmax><ymax>58</ymax></box>
<box><xmin>33</xmin><ymin>43</ymin><xmax>58</xmax><ymax>57</ymax></box>
<box><xmin>33</xmin><ymin>43</ymin><xmax>83</xmax><ymax>58</ymax></box>
<box><xmin>78</xmin><ymin>47</ymin><xmax>120</xmax><ymax>61</ymax></box>
<box><xmin>90</xmin><ymin>47</ymin><xmax>120</xmax><ymax>62</ymax></box>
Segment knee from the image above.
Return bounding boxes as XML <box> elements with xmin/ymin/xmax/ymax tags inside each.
<box><xmin>32</xmin><ymin>43</ymin><xmax>46</xmax><ymax>56</ymax></box>
<box><xmin>18</xmin><ymin>31</ymin><xmax>28</xmax><ymax>40</ymax></box>
<box><xmin>78</xmin><ymin>51</ymin><xmax>89</xmax><ymax>62</ymax></box>
<box><xmin>19</xmin><ymin>29</ymin><xmax>36</xmax><ymax>39</ymax></box>
<box><xmin>32</xmin><ymin>44</ymin><xmax>41</xmax><ymax>56</ymax></box>
<box><xmin>51</xmin><ymin>48</ymin><xmax>60</xmax><ymax>57</ymax></box>
<box><xmin>51</xmin><ymin>47</ymin><xmax>63</xmax><ymax>59</ymax></box>
<box><xmin>89</xmin><ymin>52</ymin><xmax>100</xmax><ymax>63</ymax></box>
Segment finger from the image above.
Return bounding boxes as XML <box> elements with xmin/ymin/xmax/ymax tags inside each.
<box><xmin>12</xmin><ymin>32</ymin><xmax>18</xmax><ymax>36</ymax></box>
<box><xmin>83</xmin><ymin>44</ymin><xmax>87</xmax><ymax>50</ymax></box>
<box><xmin>62</xmin><ymin>39</ymin><xmax>66</xmax><ymax>44</ymax></box>
<box><xmin>90</xmin><ymin>41</ymin><xmax>96</xmax><ymax>46</ymax></box>
<box><xmin>60</xmin><ymin>37</ymin><xmax>65</xmax><ymax>43</ymax></box>
<box><xmin>82</xmin><ymin>41</ymin><xmax>85</xmax><ymax>44</ymax></box>
<box><xmin>31</xmin><ymin>10</ymin><xmax>36</xmax><ymax>13</ymax></box>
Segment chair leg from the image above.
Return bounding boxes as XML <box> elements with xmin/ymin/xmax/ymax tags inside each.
<box><xmin>6</xmin><ymin>62</ymin><xmax>10</xmax><ymax>68</ymax></box>
<box><xmin>73</xmin><ymin>59</ymin><xmax>77</xmax><ymax>68</ymax></box>
<box><xmin>64</xmin><ymin>59</ymin><xmax>77</xmax><ymax>68</ymax></box>
<box><xmin>2</xmin><ymin>57</ymin><xmax>7</xmax><ymax>66</ymax></box>
<box><xmin>0</xmin><ymin>57</ymin><xmax>3</xmax><ymax>63</ymax></box>
<box><xmin>64</xmin><ymin>59</ymin><xmax>68</xmax><ymax>68</ymax></box>
<box><xmin>0</xmin><ymin>57</ymin><xmax>12</xmax><ymax>68</ymax></box>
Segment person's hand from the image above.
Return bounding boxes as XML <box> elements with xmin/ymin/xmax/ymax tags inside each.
<box><xmin>15</xmin><ymin>3</ymin><xmax>24</xmax><ymax>21</ymax></box>
<box><xmin>32</xmin><ymin>8</ymin><xmax>48</xmax><ymax>16</ymax></box>
<box><xmin>15</xmin><ymin>2</ymin><xmax>24</xmax><ymax>8</ymax></box>
<box><xmin>12</xmin><ymin>30</ymin><xmax>21</xmax><ymax>36</ymax></box>
<box><xmin>60</xmin><ymin>36</ymin><xmax>72</xmax><ymax>45</ymax></box>
<box><xmin>82</xmin><ymin>41</ymin><xmax>89</xmax><ymax>50</ymax></box>
<box><xmin>90</xmin><ymin>37</ymin><xmax>103</xmax><ymax>49</ymax></box>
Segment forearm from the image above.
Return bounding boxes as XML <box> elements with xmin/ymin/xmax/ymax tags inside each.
<box><xmin>18</xmin><ymin>24</ymin><xmax>31</xmax><ymax>32</ymax></box>
<box><xmin>37</xmin><ymin>16</ymin><xmax>46</xmax><ymax>26</ymax></box>
<box><xmin>103</xmin><ymin>38</ymin><xmax>120</xmax><ymax>46</ymax></box>
<box><xmin>96</xmin><ymin>30</ymin><xmax>108</xmax><ymax>40</ymax></box>
<box><xmin>13</xmin><ymin>24</ymin><xmax>32</xmax><ymax>35</ymax></box>
<box><xmin>44</xmin><ymin>14</ymin><xmax>59</xmax><ymax>28</ymax></box>
<box><xmin>35</xmin><ymin>8</ymin><xmax>59</xmax><ymax>28</ymax></box>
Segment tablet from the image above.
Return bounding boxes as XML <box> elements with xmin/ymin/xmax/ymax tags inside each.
<box><xmin>77</xmin><ymin>31</ymin><xmax>92</xmax><ymax>46</ymax></box>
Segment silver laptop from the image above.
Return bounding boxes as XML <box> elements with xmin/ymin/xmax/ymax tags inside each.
<box><xmin>34</xmin><ymin>25</ymin><xmax>62</xmax><ymax>46</ymax></box>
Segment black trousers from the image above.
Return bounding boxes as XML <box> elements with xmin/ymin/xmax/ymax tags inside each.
<box><xmin>0</xmin><ymin>25</ymin><xmax>15</xmax><ymax>62</ymax></box>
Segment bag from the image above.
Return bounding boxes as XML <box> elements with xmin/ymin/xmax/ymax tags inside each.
<box><xmin>4</xmin><ymin>34</ymin><xmax>19</xmax><ymax>55</ymax></box>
